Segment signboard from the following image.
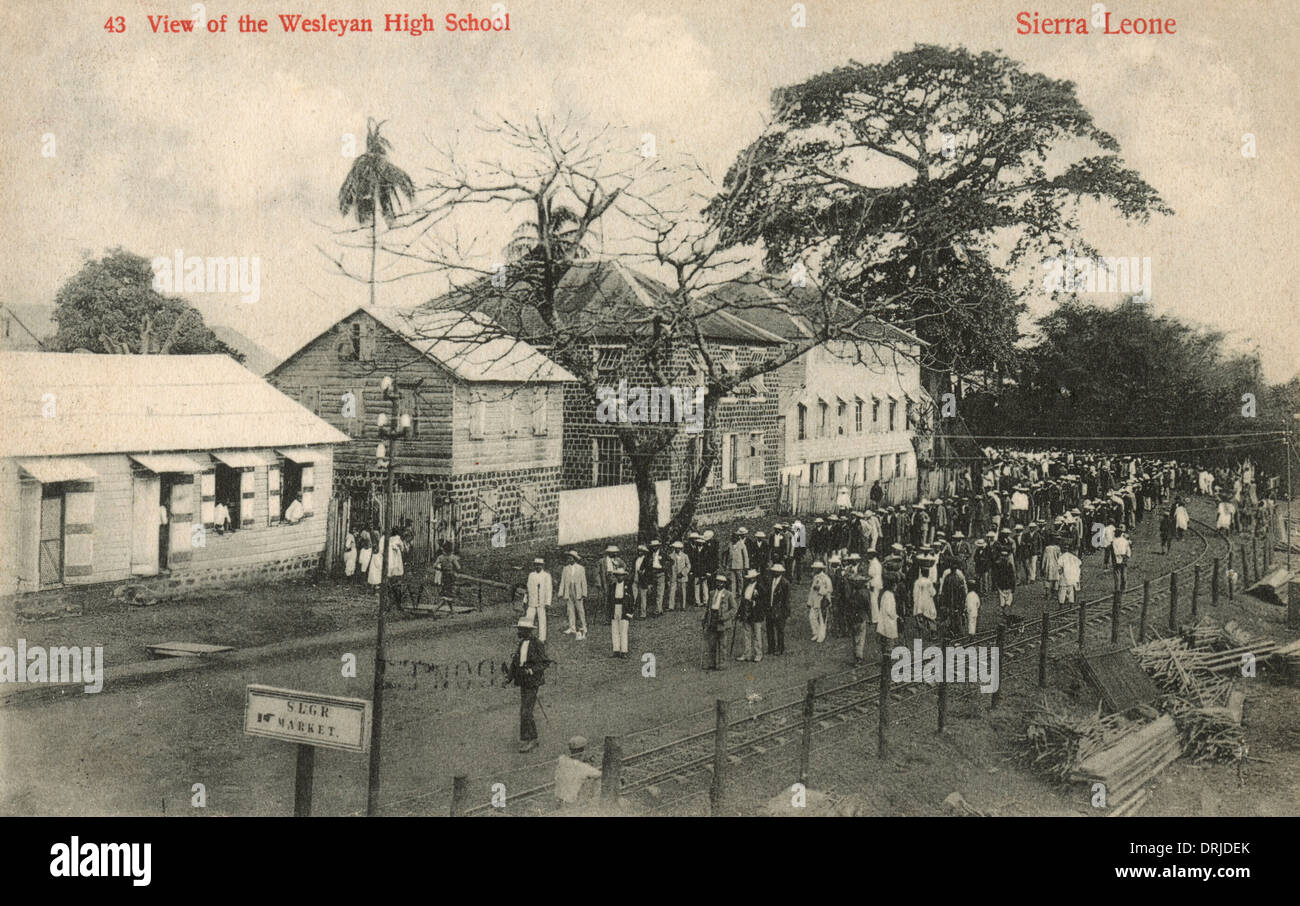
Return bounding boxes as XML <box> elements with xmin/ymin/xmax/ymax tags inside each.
<box><xmin>243</xmin><ymin>685</ymin><xmax>371</xmax><ymax>754</ymax></box>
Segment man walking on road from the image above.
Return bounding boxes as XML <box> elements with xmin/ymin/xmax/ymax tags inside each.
<box><xmin>509</xmin><ymin>617</ymin><xmax>549</xmax><ymax>753</ymax></box>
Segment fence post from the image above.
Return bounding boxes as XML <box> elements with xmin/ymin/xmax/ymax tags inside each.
<box><xmin>1228</xmin><ymin>549</ymin><xmax>1235</xmax><ymax>602</ymax></box>
<box><xmin>1168</xmin><ymin>571</ymin><xmax>1178</xmax><ymax>632</ymax></box>
<box><xmin>1038</xmin><ymin>611</ymin><xmax>1049</xmax><ymax>688</ymax></box>
<box><xmin>710</xmin><ymin>699</ymin><xmax>728</xmax><ymax>816</ymax></box>
<box><xmin>1191</xmin><ymin>565</ymin><xmax>1200</xmax><ymax>619</ymax></box>
<box><xmin>1110</xmin><ymin>588</ymin><xmax>1122</xmax><ymax>644</ymax></box>
<box><xmin>450</xmin><ymin>774</ymin><xmax>468</xmax><ymax>817</ymax></box>
<box><xmin>992</xmin><ymin>623</ymin><xmax>1006</xmax><ymax>709</ymax></box>
<box><xmin>799</xmin><ymin>679</ymin><xmax>816</xmax><ymax>785</ymax></box>
<box><xmin>601</xmin><ymin>736</ymin><xmax>622</xmax><ymax>806</ymax></box>
<box><xmin>1251</xmin><ymin>537</ymin><xmax>1259</xmax><ymax>584</ymax></box>
<box><xmin>937</xmin><ymin>634</ymin><xmax>947</xmax><ymax>732</ymax></box>
<box><xmin>1139</xmin><ymin>581</ymin><xmax>1150</xmax><ymax>642</ymax></box>
<box><xmin>877</xmin><ymin>638</ymin><xmax>890</xmax><ymax>759</ymax></box>
<box><xmin>1211</xmin><ymin>558</ymin><xmax>1220</xmax><ymax>607</ymax></box>
<box><xmin>1077</xmin><ymin>593</ymin><xmax>1087</xmax><ymax>652</ymax></box>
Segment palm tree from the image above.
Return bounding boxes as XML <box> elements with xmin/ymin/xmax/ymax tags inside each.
<box><xmin>503</xmin><ymin>196</ymin><xmax>592</xmax><ymax>263</ymax></box>
<box><xmin>338</xmin><ymin>118</ymin><xmax>416</xmax><ymax>307</ymax></box>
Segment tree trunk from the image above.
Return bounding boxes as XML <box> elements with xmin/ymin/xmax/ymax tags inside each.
<box><xmin>369</xmin><ymin>180</ymin><xmax>379</xmax><ymax>308</ymax></box>
<box><xmin>632</xmin><ymin>461</ymin><xmax>659</xmax><ymax>542</ymax></box>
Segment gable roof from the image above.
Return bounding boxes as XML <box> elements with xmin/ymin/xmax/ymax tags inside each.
<box><xmin>709</xmin><ymin>280</ymin><xmax>925</xmax><ymax>348</ymax></box>
<box><xmin>365</xmin><ymin>306</ymin><xmax>576</xmax><ymax>383</ymax></box>
<box><xmin>426</xmin><ymin>260</ymin><xmax>789</xmax><ymax>346</ymax></box>
<box><xmin>0</xmin><ymin>352</ymin><xmax>349</xmax><ymax>458</ymax></box>
<box><xmin>208</xmin><ymin>325</ymin><xmax>281</xmax><ymax>376</ymax></box>
<box><xmin>274</xmin><ymin>306</ymin><xmax>577</xmax><ymax>385</ymax></box>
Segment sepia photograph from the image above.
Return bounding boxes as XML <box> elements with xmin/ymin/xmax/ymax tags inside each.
<box><xmin>0</xmin><ymin>0</ymin><xmax>1297</xmax><ymax>877</ymax></box>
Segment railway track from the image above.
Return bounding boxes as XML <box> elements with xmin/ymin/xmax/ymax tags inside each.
<box><xmin>459</xmin><ymin>517</ymin><xmax>1228</xmax><ymax>816</ymax></box>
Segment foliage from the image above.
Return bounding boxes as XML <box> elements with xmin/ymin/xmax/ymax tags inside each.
<box><xmin>51</xmin><ymin>248</ymin><xmax>241</xmax><ymax>358</ymax></box>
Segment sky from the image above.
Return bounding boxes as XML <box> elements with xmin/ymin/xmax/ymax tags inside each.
<box><xmin>1</xmin><ymin>0</ymin><xmax>1297</xmax><ymax>381</ymax></box>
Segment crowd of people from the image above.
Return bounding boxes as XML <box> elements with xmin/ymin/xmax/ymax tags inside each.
<box><xmin>510</xmin><ymin>451</ymin><xmax>1276</xmax><ymax>679</ymax></box>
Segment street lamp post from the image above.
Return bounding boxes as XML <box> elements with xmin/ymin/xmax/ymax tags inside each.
<box><xmin>367</xmin><ymin>376</ymin><xmax>410</xmax><ymax>816</ymax></box>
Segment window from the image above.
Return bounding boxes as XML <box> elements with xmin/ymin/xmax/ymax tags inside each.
<box><xmin>724</xmin><ymin>433</ymin><xmax>739</xmax><ymax>485</ymax></box>
<box><xmin>214</xmin><ymin>464</ymin><xmax>242</xmax><ymax>532</ymax></box>
<box><xmin>532</xmin><ymin>387</ymin><xmax>549</xmax><ymax>435</ymax></box>
<box><xmin>837</xmin><ymin>401</ymin><xmax>846</xmax><ymax>435</ymax></box>
<box><xmin>507</xmin><ymin>392</ymin><xmax>530</xmax><ymax>437</ymax></box>
<box><xmin>855</xmin><ymin>400</ymin><xmax>863</xmax><ymax>433</ymax></box>
<box><xmin>593</xmin><ymin>345</ymin><xmax>625</xmax><ymax>377</ymax></box>
<box><xmin>810</xmin><ymin>462</ymin><xmax>823</xmax><ymax>484</ymax></box>
<box><xmin>748</xmin><ymin>431</ymin><xmax>764</xmax><ymax>482</ymax></box>
<box><xmin>888</xmin><ymin>399</ymin><xmax>897</xmax><ymax>432</ymax></box>
<box><xmin>827</xmin><ymin>460</ymin><xmax>837</xmax><ymax>484</ymax></box>
<box><xmin>905</xmin><ymin>397</ymin><xmax>914</xmax><ymax>430</ymax></box>
<box><xmin>401</xmin><ymin>388</ymin><xmax>421</xmax><ymax>438</ymax></box>
<box><xmin>469</xmin><ymin>396</ymin><xmax>486</xmax><ymax>440</ymax></box>
<box><xmin>894</xmin><ymin>454</ymin><xmax>903</xmax><ymax>478</ymax></box>
<box><xmin>280</xmin><ymin>459</ymin><xmax>313</xmax><ymax>518</ymax></box>
<box><xmin>350</xmin><ymin>323</ymin><xmax>362</xmax><ymax>359</ymax></box>
<box><xmin>818</xmin><ymin>400</ymin><xmax>828</xmax><ymax>437</ymax></box>
<box><xmin>593</xmin><ymin>436</ymin><xmax>622</xmax><ymax>487</ymax></box>
<box><xmin>797</xmin><ymin>403</ymin><xmax>807</xmax><ymax>441</ymax></box>
<box><xmin>872</xmin><ymin>397</ymin><xmax>880</xmax><ymax>430</ymax></box>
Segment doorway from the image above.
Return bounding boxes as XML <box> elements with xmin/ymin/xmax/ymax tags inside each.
<box><xmin>39</xmin><ymin>485</ymin><xmax>65</xmax><ymax>587</ymax></box>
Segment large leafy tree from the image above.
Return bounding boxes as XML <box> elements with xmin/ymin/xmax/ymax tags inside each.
<box><xmin>710</xmin><ymin>44</ymin><xmax>1172</xmax><ymax>385</ymax></box>
<box><xmin>338</xmin><ymin>118</ymin><xmax>416</xmax><ymax>307</ymax></box>
<box><xmin>962</xmin><ymin>300</ymin><xmax>1275</xmax><ymax>457</ymax></box>
<box><xmin>51</xmin><ymin>248</ymin><xmax>241</xmax><ymax>358</ymax></box>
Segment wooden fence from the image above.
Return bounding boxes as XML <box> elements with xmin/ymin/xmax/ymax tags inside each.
<box><xmin>779</xmin><ymin>475</ymin><xmax>919</xmax><ymax>515</ymax></box>
<box><xmin>323</xmin><ymin>490</ymin><xmax>461</xmax><ymax>575</ymax></box>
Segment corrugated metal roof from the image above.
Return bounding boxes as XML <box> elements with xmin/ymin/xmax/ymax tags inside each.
<box><xmin>0</xmin><ymin>352</ymin><xmax>349</xmax><ymax>459</ymax></box>
<box><xmin>363</xmin><ymin>307</ymin><xmax>576</xmax><ymax>384</ymax></box>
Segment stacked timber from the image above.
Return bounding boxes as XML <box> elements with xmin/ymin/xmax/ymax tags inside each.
<box><xmin>1016</xmin><ymin>702</ymin><xmax>1142</xmax><ymax>782</ymax></box>
<box><xmin>1070</xmin><ymin>714</ymin><xmax>1181</xmax><ymax>817</ymax></box>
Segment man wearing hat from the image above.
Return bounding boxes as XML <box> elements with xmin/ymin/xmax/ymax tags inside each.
<box><xmin>558</xmin><ymin>550</ymin><xmax>589</xmax><ymax>640</ymax></box>
<box><xmin>633</xmin><ymin>544</ymin><xmax>652</xmax><ymax>618</ymax></box>
<box><xmin>668</xmin><ymin>540</ymin><xmax>691</xmax><ymax>612</ymax></box>
<box><xmin>807</xmin><ymin>561</ymin><xmax>832</xmax><ymax>643</ymax></box>
<box><xmin>765</xmin><ymin>563</ymin><xmax>791</xmax><ymax>655</ymax></box>
<box><xmin>1111</xmin><ymin>526</ymin><xmax>1132</xmax><ymax>593</ymax></box>
<box><xmin>607</xmin><ymin>565</ymin><xmax>631</xmax><ymax>658</ymax></box>
<box><xmin>789</xmin><ymin>517</ymin><xmax>806</xmax><ymax>581</ymax></box>
<box><xmin>526</xmin><ymin>557</ymin><xmax>553</xmax><ymax>642</ymax></box>
<box><xmin>736</xmin><ymin>568</ymin><xmax>767</xmax><ymax>662</ymax></box>
<box><xmin>649</xmin><ymin>539</ymin><xmax>668</xmax><ymax>615</ymax></box>
<box><xmin>508</xmin><ymin>616</ymin><xmax>549</xmax><ymax>753</ymax></box>
<box><xmin>728</xmin><ymin>530</ymin><xmax>750</xmax><ymax>593</ymax></box>
<box><xmin>596</xmin><ymin>545</ymin><xmax>623</xmax><ymax>620</ymax></box>
<box><xmin>554</xmin><ymin>736</ymin><xmax>602</xmax><ymax>806</ymax></box>
<box><xmin>702</xmin><ymin>574</ymin><xmax>737</xmax><ymax>670</ymax></box>
<box><xmin>689</xmin><ymin>532</ymin><xmax>711</xmax><ymax>608</ymax></box>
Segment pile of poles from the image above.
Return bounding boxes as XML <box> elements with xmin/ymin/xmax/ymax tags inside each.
<box><xmin>1015</xmin><ymin>702</ymin><xmax>1142</xmax><ymax>783</ymax></box>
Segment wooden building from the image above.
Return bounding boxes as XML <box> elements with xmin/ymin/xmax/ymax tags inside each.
<box><xmin>0</xmin><ymin>352</ymin><xmax>347</xmax><ymax>598</ymax></box>
<box><xmin>266</xmin><ymin>305</ymin><xmax>575</xmax><ymax>548</ymax></box>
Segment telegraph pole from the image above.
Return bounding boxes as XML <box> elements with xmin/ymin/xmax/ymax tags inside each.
<box><xmin>367</xmin><ymin>377</ymin><xmax>410</xmax><ymax>815</ymax></box>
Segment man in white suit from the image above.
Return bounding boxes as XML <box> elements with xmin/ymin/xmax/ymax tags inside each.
<box><xmin>526</xmin><ymin>557</ymin><xmax>553</xmax><ymax>642</ymax></box>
